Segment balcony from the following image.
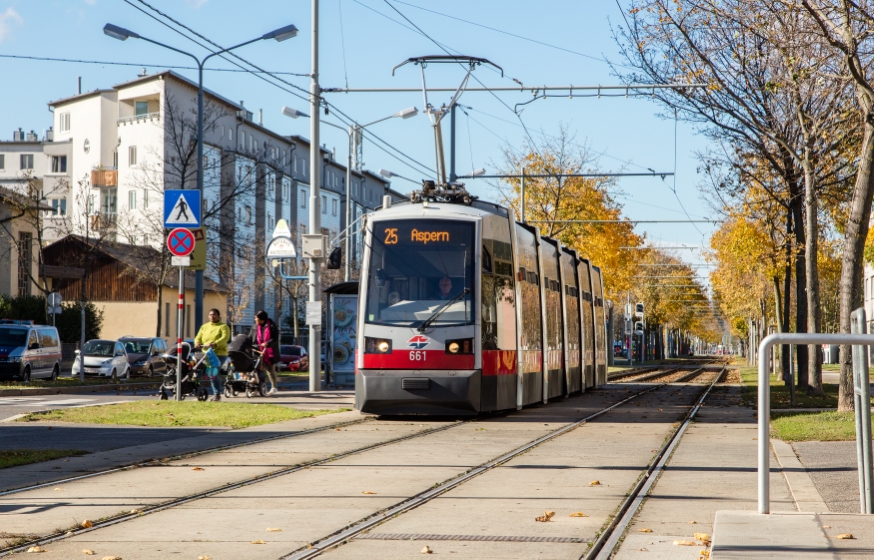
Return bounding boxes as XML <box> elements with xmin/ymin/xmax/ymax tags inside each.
<box><xmin>90</xmin><ymin>212</ymin><xmax>117</xmax><ymax>232</ymax></box>
<box><xmin>91</xmin><ymin>168</ymin><xmax>118</xmax><ymax>188</ymax></box>
<box><xmin>118</xmin><ymin>111</ymin><xmax>160</xmax><ymax>125</ymax></box>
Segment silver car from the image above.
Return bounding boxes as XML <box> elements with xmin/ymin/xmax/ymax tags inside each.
<box><xmin>72</xmin><ymin>340</ymin><xmax>130</xmax><ymax>379</ymax></box>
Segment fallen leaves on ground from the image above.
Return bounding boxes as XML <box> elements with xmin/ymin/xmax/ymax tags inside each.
<box><xmin>638</xmin><ymin>528</ymin><xmax>653</xmax><ymax>533</ymax></box>
<box><xmin>198</xmin><ymin>556</ymin><xmax>211</xmax><ymax>560</ymax></box>
<box><xmin>192</xmin><ymin>467</ymin><xmax>205</xmax><ymax>471</ymax></box>
<box><xmin>535</xmin><ymin>511</ymin><xmax>556</xmax><ymax>522</ymax></box>
<box><xmin>589</xmin><ymin>480</ymin><xmax>601</xmax><ymax>485</ymax></box>
<box><xmin>53</xmin><ymin>488</ymin><xmax>62</xmax><ymax>491</ymax></box>
<box><xmin>250</xmin><ymin>540</ymin><xmax>266</xmax><ymax>544</ymax></box>
<box><xmin>694</xmin><ymin>533</ymin><xmax>711</xmax><ymax>542</ymax></box>
<box><xmin>267</xmin><ymin>528</ymin><xmax>282</xmax><ymax>532</ymax></box>
<box><xmin>26</xmin><ymin>546</ymin><xmax>46</xmax><ymax>553</ymax></box>
<box><xmin>129</xmin><ymin>509</ymin><xmax>143</xmax><ymax>514</ymax></box>
<box><xmin>81</xmin><ymin>520</ymin><xmax>93</xmax><ymax>528</ymax></box>
<box><xmin>673</xmin><ymin>540</ymin><xmax>697</xmax><ymax>546</ymax></box>
<box><xmin>836</xmin><ymin>534</ymin><xmax>854</xmax><ymax>539</ymax></box>
<box><xmin>688</xmin><ymin>520</ymin><xmax>697</xmax><ymax>524</ymax></box>
<box><xmin>421</xmin><ymin>546</ymin><xmax>433</xmax><ymax>554</ymax></box>
<box><xmin>569</xmin><ymin>512</ymin><xmax>588</xmax><ymax>517</ymax></box>
<box><xmin>362</xmin><ymin>491</ymin><xmax>377</xmax><ymax>495</ymax></box>
<box><xmin>83</xmin><ymin>551</ymin><xmax>95</xmax><ymax>556</ymax></box>
<box><xmin>101</xmin><ymin>556</ymin><xmax>121</xmax><ymax>560</ymax></box>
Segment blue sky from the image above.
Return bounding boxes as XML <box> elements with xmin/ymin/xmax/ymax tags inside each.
<box><xmin>0</xmin><ymin>0</ymin><xmax>715</xmax><ymax>275</ymax></box>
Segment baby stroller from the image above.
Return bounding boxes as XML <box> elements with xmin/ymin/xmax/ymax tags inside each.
<box><xmin>159</xmin><ymin>342</ymin><xmax>210</xmax><ymax>401</ymax></box>
<box><xmin>224</xmin><ymin>334</ymin><xmax>267</xmax><ymax>398</ymax></box>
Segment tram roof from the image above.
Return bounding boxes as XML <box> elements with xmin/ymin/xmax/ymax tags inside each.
<box><xmin>369</xmin><ymin>199</ymin><xmax>509</xmax><ymax>221</ymax></box>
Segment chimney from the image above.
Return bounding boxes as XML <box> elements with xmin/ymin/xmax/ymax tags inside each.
<box><xmin>258</xmin><ymin>109</ymin><xmax>263</xmax><ymax>126</ymax></box>
<box><xmin>13</xmin><ymin>128</ymin><xmax>23</xmax><ymax>142</ymax></box>
<box><xmin>332</xmin><ymin>147</ymin><xmax>336</xmax><ymax>160</ymax></box>
<box><xmin>26</xmin><ymin>130</ymin><xmax>38</xmax><ymax>142</ymax></box>
<box><xmin>78</xmin><ymin>76</ymin><xmax>82</xmax><ymax>94</ymax></box>
<box><xmin>44</xmin><ymin>127</ymin><xmax>54</xmax><ymax>142</ymax></box>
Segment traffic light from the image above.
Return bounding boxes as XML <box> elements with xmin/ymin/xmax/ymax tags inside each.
<box><xmin>635</xmin><ymin>302</ymin><xmax>645</xmax><ymax>315</ymax></box>
<box><xmin>634</xmin><ymin>321</ymin><xmax>644</xmax><ymax>334</ymax></box>
<box><xmin>326</xmin><ymin>247</ymin><xmax>342</xmax><ymax>269</ymax></box>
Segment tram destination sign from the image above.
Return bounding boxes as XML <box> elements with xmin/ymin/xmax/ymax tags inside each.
<box><xmin>379</xmin><ymin>220</ymin><xmax>470</xmax><ymax>247</ymax></box>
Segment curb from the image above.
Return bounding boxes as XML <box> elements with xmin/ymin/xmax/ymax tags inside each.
<box><xmin>0</xmin><ymin>382</ymin><xmax>161</xmax><ymax>397</ymax></box>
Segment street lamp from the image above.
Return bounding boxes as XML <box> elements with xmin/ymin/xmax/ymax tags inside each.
<box><xmin>377</xmin><ymin>168</ymin><xmax>419</xmax><ymax>184</ymax></box>
<box><xmin>105</xmin><ymin>22</ymin><xmax>297</xmax><ymax>336</ymax></box>
<box><xmin>281</xmin><ymin>106</ymin><xmax>417</xmax><ymax>281</ymax></box>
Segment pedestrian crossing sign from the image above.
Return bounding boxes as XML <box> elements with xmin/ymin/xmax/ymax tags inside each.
<box><xmin>163</xmin><ymin>190</ymin><xmax>201</xmax><ymax>228</ymax></box>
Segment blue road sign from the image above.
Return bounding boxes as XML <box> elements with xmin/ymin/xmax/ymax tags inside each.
<box><xmin>163</xmin><ymin>190</ymin><xmax>201</xmax><ymax>228</ymax></box>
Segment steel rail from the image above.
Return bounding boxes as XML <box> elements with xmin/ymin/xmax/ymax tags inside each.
<box><xmin>0</xmin><ymin>417</ymin><xmax>476</xmax><ymax>557</ymax></box>
<box><xmin>609</xmin><ymin>367</ymin><xmax>678</xmax><ymax>382</ymax></box>
<box><xmin>280</xmin><ymin>383</ymin><xmax>672</xmax><ymax>560</ymax></box>
<box><xmin>0</xmin><ymin>416</ymin><xmax>373</xmax><ymax>498</ymax></box>
<box><xmin>585</xmin><ymin>365</ymin><xmax>727</xmax><ymax>560</ymax></box>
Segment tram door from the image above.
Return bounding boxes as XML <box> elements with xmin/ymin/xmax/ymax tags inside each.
<box><xmin>592</xmin><ymin>265</ymin><xmax>608</xmax><ymax>386</ymax></box>
<box><xmin>539</xmin><ymin>238</ymin><xmax>563</xmax><ymax>400</ymax></box>
<box><xmin>579</xmin><ymin>259</ymin><xmax>596</xmax><ymax>389</ymax></box>
<box><xmin>514</xmin><ymin>223</ymin><xmax>543</xmax><ymax>405</ymax></box>
<box><xmin>480</xmin><ymin>214</ymin><xmax>518</xmax><ymax>411</ymax></box>
<box><xmin>561</xmin><ymin>248</ymin><xmax>582</xmax><ymax>394</ymax></box>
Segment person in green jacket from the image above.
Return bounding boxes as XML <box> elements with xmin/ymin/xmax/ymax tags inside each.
<box><xmin>194</xmin><ymin>308</ymin><xmax>231</xmax><ymax>400</ymax></box>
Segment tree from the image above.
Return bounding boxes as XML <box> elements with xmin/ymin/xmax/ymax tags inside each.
<box><xmin>494</xmin><ymin>128</ymin><xmax>645</xmax><ymax>301</ymax></box>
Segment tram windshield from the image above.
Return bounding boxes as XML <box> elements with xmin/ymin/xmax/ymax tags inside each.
<box><xmin>365</xmin><ymin>219</ymin><xmax>475</xmax><ymax>327</ymax></box>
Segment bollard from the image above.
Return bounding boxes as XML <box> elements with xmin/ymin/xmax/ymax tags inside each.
<box><xmin>850</xmin><ymin>308</ymin><xmax>874</xmax><ymax>514</ymax></box>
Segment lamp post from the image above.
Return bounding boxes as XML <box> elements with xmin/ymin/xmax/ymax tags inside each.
<box><xmin>282</xmin><ymin>106</ymin><xmax>417</xmax><ymax>281</ymax></box>
<box><xmin>104</xmin><ymin>22</ymin><xmax>298</xmax><ymax>333</ymax></box>
<box><xmin>377</xmin><ymin>168</ymin><xmax>420</xmax><ymax>185</ymax></box>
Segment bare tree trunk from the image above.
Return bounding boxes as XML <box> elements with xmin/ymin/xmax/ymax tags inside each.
<box><xmin>791</xmin><ymin>194</ymin><xmax>809</xmax><ymax>387</ymax></box>
<box><xmin>156</xmin><ymin>287</ymin><xmax>163</xmax><ymax>339</ymax></box>
<box><xmin>773</xmin><ymin>275</ymin><xmax>784</xmax><ymax>379</ymax></box>
<box><xmin>804</xmin><ymin>160</ymin><xmax>823</xmax><ymax>395</ymax></box>
<box><xmin>782</xmin><ymin>210</ymin><xmax>792</xmax><ymax>382</ymax></box>
<box><xmin>839</xmin><ymin>122</ymin><xmax>874</xmax><ymax>411</ymax></box>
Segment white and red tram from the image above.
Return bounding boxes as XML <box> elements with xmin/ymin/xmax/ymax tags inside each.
<box><xmin>356</xmin><ymin>197</ymin><xmax>608</xmax><ymax>415</ymax></box>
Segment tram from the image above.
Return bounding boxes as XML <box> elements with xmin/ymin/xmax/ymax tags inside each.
<box><xmin>355</xmin><ymin>186</ymin><xmax>608</xmax><ymax>415</ymax></box>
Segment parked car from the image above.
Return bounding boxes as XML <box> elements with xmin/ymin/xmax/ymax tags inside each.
<box><xmin>279</xmin><ymin>345</ymin><xmax>308</xmax><ymax>372</ymax></box>
<box><xmin>119</xmin><ymin>336</ymin><xmax>169</xmax><ymax>377</ymax></box>
<box><xmin>0</xmin><ymin>320</ymin><xmax>62</xmax><ymax>382</ymax></box>
<box><xmin>72</xmin><ymin>339</ymin><xmax>130</xmax><ymax>379</ymax></box>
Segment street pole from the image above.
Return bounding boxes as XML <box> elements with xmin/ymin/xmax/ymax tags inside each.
<box><xmin>520</xmin><ymin>166</ymin><xmax>526</xmax><ymax>223</ymax></box>
<box><xmin>195</xmin><ymin>64</ymin><xmax>205</xmax><ymax>335</ymax></box>
<box><xmin>345</xmin><ymin>127</ymin><xmax>353</xmax><ymax>282</ymax></box>
<box><xmin>309</xmin><ymin>0</ymin><xmax>322</xmax><ymax>393</ymax></box>
<box><xmin>449</xmin><ymin>103</ymin><xmax>456</xmax><ymax>182</ymax></box>
<box><xmin>176</xmin><ymin>265</ymin><xmax>184</xmax><ymax>401</ymax></box>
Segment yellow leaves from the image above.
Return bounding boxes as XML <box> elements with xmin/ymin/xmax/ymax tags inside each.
<box><xmin>192</xmin><ymin>467</ymin><xmax>205</xmax><ymax>471</ymax></box>
<box><xmin>835</xmin><ymin>533</ymin><xmax>854</xmax><ymax>539</ymax></box>
<box><xmin>569</xmin><ymin>512</ymin><xmax>589</xmax><ymax>517</ymax></box>
<box><xmin>267</xmin><ymin>528</ymin><xmax>282</xmax><ymax>532</ymax></box>
<box><xmin>421</xmin><ymin>546</ymin><xmax>433</xmax><ymax>554</ymax></box>
<box><xmin>250</xmin><ymin>540</ymin><xmax>267</xmax><ymax>544</ymax></box>
<box><xmin>535</xmin><ymin>511</ymin><xmax>556</xmax><ymax>522</ymax></box>
<box><xmin>694</xmin><ymin>533</ymin><xmax>711</xmax><ymax>542</ymax></box>
<box><xmin>83</xmin><ymin>551</ymin><xmax>96</xmax><ymax>556</ymax></box>
<box><xmin>81</xmin><ymin>520</ymin><xmax>93</xmax><ymax>528</ymax></box>
<box><xmin>638</xmin><ymin>528</ymin><xmax>653</xmax><ymax>533</ymax></box>
<box><xmin>589</xmin><ymin>480</ymin><xmax>601</xmax><ymax>485</ymax></box>
<box><xmin>362</xmin><ymin>491</ymin><xmax>377</xmax><ymax>495</ymax></box>
<box><xmin>674</xmin><ymin>540</ymin><xmax>697</xmax><ymax>546</ymax></box>
<box><xmin>26</xmin><ymin>546</ymin><xmax>46</xmax><ymax>553</ymax></box>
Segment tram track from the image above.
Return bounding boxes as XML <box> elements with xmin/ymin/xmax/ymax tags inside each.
<box><xmin>0</xmin><ymin>415</ymin><xmax>477</xmax><ymax>557</ymax></box>
<box><xmin>1</xmin><ymin>362</ymin><xmax>726</xmax><ymax>558</ymax></box>
<box><xmin>584</xmin><ymin>364</ymin><xmax>727</xmax><ymax>560</ymax></box>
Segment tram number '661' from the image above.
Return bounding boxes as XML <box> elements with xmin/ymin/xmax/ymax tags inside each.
<box><xmin>410</xmin><ymin>351</ymin><xmax>427</xmax><ymax>361</ymax></box>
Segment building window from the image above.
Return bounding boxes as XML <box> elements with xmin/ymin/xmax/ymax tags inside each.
<box><xmin>88</xmin><ymin>194</ymin><xmax>95</xmax><ymax>214</ymax></box>
<box><xmin>20</xmin><ymin>154</ymin><xmax>33</xmax><ymax>170</ymax></box>
<box><xmin>0</xmin><ymin>154</ymin><xmax>5</xmax><ymax>170</ymax></box>
<box><xmin>135</xmin><ymin>101</ymin><xmax>149</xmax><ymax>116</ymax></box>
<box><xmin>51</xmin><ymin>156</ymin><xmax>67</xmax><ymax>173</ymax></box>
<box><xmin>240</xmin><ymin>130</ymin><xmax>246</xmax><ymax>149</ymax></box>
<box><xmin>300</xmin><ymin>190</ymin><xmax>306</xmax><ymax>208</ymax></box>
<box><xmin>60</xmin><ymin>112</ymin><xmax>71</xmax><ymax>132</ymax></box>
<box><xmin>128</xmin><ymin>190</ymin><xmax>137</xmax><ymax>210</ymax></box>
<box><xmin>322</xmin><ymin>195</ymin><xmax>327</xmax><ymax>214</ymax></box>
<box><xmin>18</xmin><ymin>232</ymin><xmax>32</xmax><ymax>296</ymax></box>
<box><xmin>129</xmin><ymin>146</ymin><xmax>137</xmax><ymax>166</ymax></box>
<box><xmin>51</xmin><ymin>199</ymin><xmax>67</xmax><ymax>216</ymax></box>
<box><xmin>332</xmin><ymin>198</ymin><xmax>338</xmax><ymax>216</ymax></box>
<box><xmin>228</xmin><ymin>127</ymin><xmax>233</xmax><ymax>142</ymax></box>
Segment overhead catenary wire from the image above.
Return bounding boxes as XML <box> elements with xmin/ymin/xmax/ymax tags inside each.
<box><xmin>0</xmin><ymin>53</ymin><xmax>311</xmax><ymax>75</ymax></box>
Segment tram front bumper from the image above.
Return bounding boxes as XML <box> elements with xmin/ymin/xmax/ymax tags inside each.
<box><xmin>356</xmin><ymin>369</ymin><xmax>481</xmax><ymax>415</ymax></box>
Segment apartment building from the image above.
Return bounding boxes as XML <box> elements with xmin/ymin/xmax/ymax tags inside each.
<box><xmin>41</xmin><ymin>70</ymin><xmax>400</xmax><ymax>332</ymax></box>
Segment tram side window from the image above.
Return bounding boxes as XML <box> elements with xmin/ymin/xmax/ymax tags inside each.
<box><xmin>482</xmin><ymin>239</ymin><xmax>516</xmax><ymax>351</ymax></box>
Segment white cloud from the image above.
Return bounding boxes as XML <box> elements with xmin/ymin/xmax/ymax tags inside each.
<box><xmin>0</xmin><ymin>7</ymin><xmax>22</xmax><ymax>43</ymax></box>
<box><xmin>186</xmin><ymin>0</ymin><xmax>208</xmax><ymax>7</ymax></box>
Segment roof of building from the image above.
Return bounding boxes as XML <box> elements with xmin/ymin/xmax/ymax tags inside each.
<box><xmin>43</xmin><ymin>235</ymin><xmax>229</xmax><ymax>293</ymax></box>
<box><xmin>0</xmin><ymin>186</ymin><xmax>53</xmax><ymax>211</ymax></box>
<box><xmin>47</xmin><ymin>89</ymin><xmax>115</xmax><ymax>108</ymax></box>
<box><xmin>113</xmin><ymin>70</ymin><xmax>247</xmax><ymax>113</ymax></box>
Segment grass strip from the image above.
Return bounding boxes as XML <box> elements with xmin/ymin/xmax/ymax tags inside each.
<box><xmin>0</xmin><ymin>449</ymin><xmax>88</xmax><ymax>469</ymax></box>
<box><xmin>771</xmin><ymin>410</ymin><xmax>872</xmax><ymax>442</ymax></box>
<box><xmin>739</xmin><ymin>366</ymin><xmax>842</xmax><ymax>409</ymax></box>
<box><xmin>16</xmin><ymin>401</ymin><xmax>344</xmax><ymax>429</ymax></box>
<box><xmin>0</xmin><ymin>376</ymin><xmax>160</xmax><ymax>389</ymax></box>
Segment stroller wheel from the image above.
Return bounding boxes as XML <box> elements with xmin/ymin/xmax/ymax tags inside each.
<box><xmin>246</xmin><ymin>383</ymin><xmax>257</xmax><ymax>398</ymax></box>
<box><xmin>258</xmin><ymin>381</ymin><xmax>267</xmax><ymax>397</ymax></box>
<box><xmin>196</xmin><ymin>387</ymin><xmax>209</xmax><ymax>401</ymax></box>
<box><xmin>223</xmin><ymin>385</ymin><xmax>232</xmax><ymax>398</ymax></box>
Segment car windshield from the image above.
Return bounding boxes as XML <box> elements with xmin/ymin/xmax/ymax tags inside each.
<box><xmin>365</xmin><ymin>219</ymin><xmax>475</xmax><ymax>327</ymax></box>
<box><xmin>281</xmin><ymin>346</ymin><xmax>301</xmax><ymax>356</ymax></box>
<box><xmin>123</xmin><ymin>340</ymin><xmax>152</xmax><ymax>354</ymax></box>
<box><xmin>83</xmin><ymin>341</ymin><xmax>115</xmax><ymax>357</ymax></box>
<box><xmin>0</xmin><ymin>329</ymin><xmax>28</xmax><ymax>347</ymax></box>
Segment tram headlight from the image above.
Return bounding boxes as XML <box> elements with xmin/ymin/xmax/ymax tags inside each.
<box><xmin>445</xmin><ymin>338</ymin><xmax>473</xmax><ymax>354</ymax></box>
<box><xmin>365</xmin><ymin>337</ymin><xmax>392</xmax><ymax>354</ymax></box>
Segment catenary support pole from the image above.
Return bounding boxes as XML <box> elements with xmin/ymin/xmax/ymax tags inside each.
<box><xmin>344</xmin><ymin>127</ymin><xmax>352</xmax><ymax>282</ymax></box>
<box><xmin>449</xmin><ymin>103</ymin><xmax>456</xmax><ymax>182</ymax></box>
<box><xmin>308</xmin><ymin>0</ymin><xmax>322</xmax><ymax>393</ymax></box>
<box><xmin>195</xmin><ymin>63</ymin><xmax>205</xmax><ymax>335</ymax></box>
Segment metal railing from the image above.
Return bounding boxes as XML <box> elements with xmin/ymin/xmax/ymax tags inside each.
<box><xmin>117</xmin><ymin>111</ymin><xmax>160</xmax><ymax>125</ymax></box>
<box><xmin>757</xmin><ymin>313</ymin><xmax>874</xmax><ymax>514</ymax></box>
